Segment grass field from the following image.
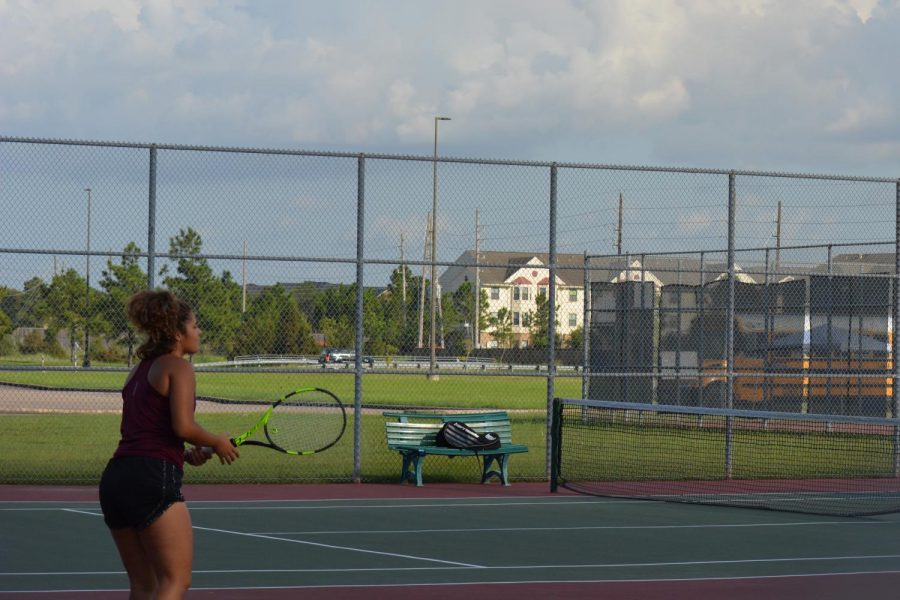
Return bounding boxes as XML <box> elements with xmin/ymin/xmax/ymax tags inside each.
<box><xmin>0</xmin><ymin>369</ymin><xmax>584</xmax><ymax>409</ymax></box>
<box><xmin>2</xmin><ymin>411</ymin><xmax>551</xmax><ymax>485</ymax></box>
<box><xmin>9</xmin><ymin>406</ymin><xmax>892</xmax><ymax>486</ymax></box>
<box><xmin>0</xmin><ymin>366</ymin><xmax>565</xmax><ymax>484</ymax></box>
<box><xmin>559</xmin><ymin>418</ymin><xmax>896</xmax><ymax>481</ymax></box>
<box><xmin>6</xmin><ymin>367</ymin><xmax>896</xmax><ymax>489</ymax></box>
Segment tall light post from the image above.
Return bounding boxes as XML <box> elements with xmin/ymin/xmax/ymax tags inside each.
<box><xmin>429</xmin><ymin>116</ymin><xmax>451</xmax><ymax>380</ymax></box>
<box><xmin>83</xmin><ymin>187</ymin><xmax>92</xmax><ymax>368</ymax></box>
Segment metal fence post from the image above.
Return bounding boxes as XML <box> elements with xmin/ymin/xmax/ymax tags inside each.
<box><xmin>147</xmin><ymin>145</ymin><xmax>157</xmax><ymax>289</ymax></box>
<box><xmin>549</xmin><ymin>398</ymin><xmax>562</xmax><ymax>492</ymax></box>
<box><xmin>354</xmin><ymin>154</ymin><xmax>366</xmax><ymax>483</ymax></box>
<box><xmin>547</xmin><ymin>163</ymin><xmax>558</xmax><ymax>479</ymax></box>
<box><xmin>725</xmin><ymin>172</ymin><xmax>736</xmax><ymax>478</ymax></box>
<box><xmin>582</xmin><ymin>251</ymin><xmax>590</xmax><ymax>399</ymax></box>
<box><xmin>698</xmin><ymin>251</ymin><xmax>706</xmax><ymax>407</ymax></box>
<box><xmin>894</xmin><ymin>180</ymin><xmax>900</xmax><ymax>476</ymax></box>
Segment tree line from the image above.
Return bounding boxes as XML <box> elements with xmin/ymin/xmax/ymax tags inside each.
<box><xmin>0</xmin><ymin>228</ymin><xmax>581</xmax><ymax>364</ymax></box>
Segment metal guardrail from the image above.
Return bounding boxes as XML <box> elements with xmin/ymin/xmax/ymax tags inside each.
<box><xmin>194</xmin><ymin>354</ymin><xmax>580</xmax><ymax>372</ymax></box>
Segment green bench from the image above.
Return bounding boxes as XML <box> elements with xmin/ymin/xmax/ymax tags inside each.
<box><xmin>383</xmin><ymin>410</ymin><xmax>529</xmax><ymax>487</ymax></box>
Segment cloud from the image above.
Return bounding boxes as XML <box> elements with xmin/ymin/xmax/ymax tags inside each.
<box><xmin>635</xmin><ymin>78</ymin><xmax>691</xmax><ymax>120</ymax></box>
<box><xmin>846</xmin><ymin>0</ymin><xmax>880</xmax><ymax>22</ymax></box>
<box><xmin>2</xmin><ymin>0</ymin><xmax>900</xmax><ymax>174</ymax></box>
<box><xmin>827</xmin><ymin>99</ymin><xmax>893</xmax><ymax>134</ymax></box>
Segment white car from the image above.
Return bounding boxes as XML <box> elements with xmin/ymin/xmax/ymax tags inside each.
<box><xmin>318</xmin><ymin>348</ymin><xmax>373</xmax><ymax>365</ymax></box>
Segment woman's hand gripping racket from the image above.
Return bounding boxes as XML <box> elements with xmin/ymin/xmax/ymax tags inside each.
<box><xmin>203</xmin><ymin>388</ymin><xmax>346</xmax><ymax>457</ymax></box>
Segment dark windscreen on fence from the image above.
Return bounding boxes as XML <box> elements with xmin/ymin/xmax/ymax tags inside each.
<box><xmin>551</xmin><ymin>397</ymin><xmax>900</xmax><ymax>517</ymax></box>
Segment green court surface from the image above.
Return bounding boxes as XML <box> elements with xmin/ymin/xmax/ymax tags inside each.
<box><xmin>2</xmin><ymin>484</ymin><xmax>900</xmax><ymax>599</ymax></box>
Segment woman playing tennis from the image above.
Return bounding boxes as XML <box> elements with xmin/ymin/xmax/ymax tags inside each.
<box><xmin>99</xmin><ymin>290</ymin><xmax>239</xmax><ymax>600</ymax></box>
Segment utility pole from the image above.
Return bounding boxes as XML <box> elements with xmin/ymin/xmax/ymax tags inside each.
<box><xmin>775</xmin><ymin>200</ymin><xmax>782</xmax><ymax>272</ymax></box>
<box><xmin>474</xmin><ymin>207</ymin><xmax>481</xmax><ymax>349</ymax></box>
<box><xmin>616</xmin><ymin>192</ymin><xmax>624</xmax><ymax>255</ymax></box>
<box><xmin>417</xmin><ymin>214</ymin><xmax>432</xmax><ymax>348</ymax></box>
<box><xmin>437</xmin><ymin>280</ymin><xmax>444</xmax><ymax>349</ymax></box>
<box><xmin>429</xmin><ymin>116</ymin><xmax>451</xmax><ymax>380</ymax></box>
<box><xmin>241</xmin><ymin>241</ymin><xmax>248</xmax><ymax>313</ymax></box>
<box><xmin>400</xmin><ymin>233</ymin><xmax>407</xmax><ymax>327</ymax></box>
<box><xmin>83</xmin><ymin>187</ymin><xmax>92</xmax><ymax>368</ymax></box>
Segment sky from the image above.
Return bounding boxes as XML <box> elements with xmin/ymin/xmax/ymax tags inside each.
<box><xmin>2</xmin><ymin>0</ymin><xmax>900</xmax><ymax>289</ymax></box>
<box><xmin>2</xmin><ymin>0</ymin><xmax>899</xmax><ymax>175</ymax></box>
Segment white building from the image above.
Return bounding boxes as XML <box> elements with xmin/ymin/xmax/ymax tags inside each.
<box><xmin>440</xmin><ymin>251</ymin><xmax>592</xmax><ymax>348</ymax></box>
<box><xmin>439</xmin><ymin>251</ymin><xmax>769</xmax><ymax>348</ymax></box>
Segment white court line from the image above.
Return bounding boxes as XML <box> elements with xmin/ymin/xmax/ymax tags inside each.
<box><xmin>0</xmin><ymin>500</ymin><xmax>641</xmax><ymax>512</ymax></box>
<box><xmin>135</xmin><ymin>569</ymin><xmax>900</xmax><ymax>592</ymax></box>
<box><xmin>188</xmin><ymin>500</ymin><xmax>611</xmax><ymax>510</ymax></box>
<box><xmin>179</xmin><ymin>494</ymin><xmax>572</xmax><ymax>504</ymax></box>
<box><xmin>51</xmin><ymin>508</ymin><xmax>900</xmax><ymax>537</ymax></box>
<box><xmin>0</xmin><ymin>495</ymin><xmax>562</xmax><ymax>504</ymax></box>
<box><xmin>257</xmin><ymin>520</ymin><xmax>888</xmax><ymax>535</ymax></box>
<box><xmin>3</xmin><ymin>491</ymin><xmax>896</xmax><ymax>505</ymax></box>
<box><xmin>9</xmin><ymin>496</ymin><xmax>900</xmax><ymax>515</ymax></box>
<box><xmin>19</xmin><ymin>511</ymin><xmax>900</xmax><ymax>579</ymax></box>
<box><xmin>58</xmin><ymin>508</ymin><xmax>900</xmax><ymax>536</ymax></box>
<box><xmin>58</xmin><ymin>509</ymin><xmax>482</xmax><ymax>569</ymax></box>
<box><xmin>191</xmin><ymin>525</ymin><xmax>484</xmax><ymax>569</ymax></box>
<box><xmin>4</xmin><ymin>570</ymin><xmax>900</xmax><ymax>595</ymax></box>
<box><xmin>0</xmin><ymin>495</ymin><xmax>589</xmax><ymax>506</ymax></box>
<box><xmin>0</xmin><ymin>501</ymin><xmax>101</xmax><ymax>504</ymax></box>
<box><xmin>4</xmin><ymin>554</ymin><xmax>900</xmax><ymax>577</ymax></box>
<box><xmin>61</xmin><ymin>509</ymin><xmax>101</xmax><ymax>517</ymax></box>
<box><xmin>0</xmin><ymin>508</ymin><xmax>95</xmax><ymax>511</ymax></box>
<box><xmin>56</xmin><ymin>507</ymin><xmax>895</xmax><ymax>537</ymax></box>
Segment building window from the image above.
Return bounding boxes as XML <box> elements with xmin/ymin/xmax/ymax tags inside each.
<box><xmin>513</xmin><ymin>287</ymin><xmax>520</xmax><ymax>301</ymax></box>
<box><xmin>512</xmin><ymin>311</ymin><xmax>520</xmax><ymax>326</ymax></box>
<box><xmin>569</xmin><ymin>289</ymin><xmax>578</xmax><ymax>302</ymax></box>
<box><xmin>490</xmin><ymin>287</ymin><xmax>500</xmax><ymax>300</ymax></box>
<box><xmin>523</xmin><ymin>313</ymin><xmax>532</xmax><ymax>327</ymax></box>
<box><xmin>568</xmin><ymin>313</ymin><xmax>577</xmax><ymax>327</ymax></box>
<box><xmin>538</xmin><ymin>286</ymin><xmax>547</xmax><ymax>298</ymax></box>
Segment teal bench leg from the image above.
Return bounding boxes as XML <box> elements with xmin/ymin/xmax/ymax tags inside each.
<box><xmin>481</xmin><ymin>454</ymin><xmax>511</xmax><ymax>486</ymax></box>
<box><xmin>400</xmin><ymin>451</ymin><xmax>426</xmax><ymax>486</ymax></box>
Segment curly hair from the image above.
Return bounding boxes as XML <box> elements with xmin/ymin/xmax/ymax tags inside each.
<box><xmin>127</xmin><ymin>290</ymin><xmax>195</xmax><ymax>359</ymax></box>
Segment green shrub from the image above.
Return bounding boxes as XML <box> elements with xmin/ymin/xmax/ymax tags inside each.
<box><xmin>91</xmin><ymin>341</ymin><xmax>126</xmax><ymax>363</ymax></box>
<box><xmin>0</xmin><ymin>334</ymin><xmax>14</xmax><ymax>356</ymax></box>
<box><xmin>18</xmin><ymin>330</ymin><xmax>47</xmax><ymax>354</ymax></box>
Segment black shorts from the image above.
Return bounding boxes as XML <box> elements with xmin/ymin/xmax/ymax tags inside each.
<box><xmin>99</xmin><ymin>456</ymin><xmax>184</xmax><ymax>530</ymax></box>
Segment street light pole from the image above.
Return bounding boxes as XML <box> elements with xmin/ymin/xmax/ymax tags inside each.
<box><xmin>429</xmin><ymin>116</ymin><xmax>451</xmax><ymax>381</ymax></box>
<box><xmin>83</xmin><ymin>187</ymin><xmax>92</xmax><ymax>368</ymax></box>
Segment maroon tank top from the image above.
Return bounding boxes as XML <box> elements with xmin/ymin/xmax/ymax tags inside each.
<box><xmin>113</xmin><ymin>357</ymin><xmax>186</xmax><ymax>469</ymax></box>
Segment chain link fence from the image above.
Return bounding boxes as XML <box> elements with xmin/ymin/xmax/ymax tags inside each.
<box><xmin>1</xmin><ymin>136</ymin><xmax>898</xmax><ymax>484</ymax></box>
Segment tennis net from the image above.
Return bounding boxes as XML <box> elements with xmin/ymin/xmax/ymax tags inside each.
<box><xmin>551</xmin><ymin>398</ymin><xmax>900</xmax><ymax>516</ymax></box>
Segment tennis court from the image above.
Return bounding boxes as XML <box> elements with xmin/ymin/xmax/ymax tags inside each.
<box><xmin>2</xmin><ymin>483</ymin><xmax>899</xmax><ymax>599</ymax></box>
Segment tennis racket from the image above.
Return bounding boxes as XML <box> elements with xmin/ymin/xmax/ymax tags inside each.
<box><xmin>203</xmin><ymin>388</ymin><xmax>346</xmax><ymax>456</ymax></box>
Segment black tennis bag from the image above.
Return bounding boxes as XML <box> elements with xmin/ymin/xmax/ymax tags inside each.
<box><xmin>436</xmin><ymin>421</ymin><xmax>501</xmax><ymax>451</ymax></box>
